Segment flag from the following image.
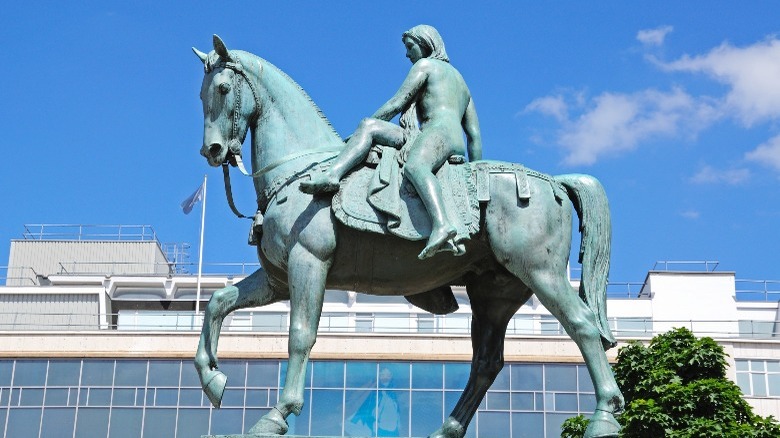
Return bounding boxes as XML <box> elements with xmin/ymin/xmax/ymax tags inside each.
<box><xmin>181</xmin><ymin>182</ymin><xmax>205</xmax><ymax>214</ymax></box>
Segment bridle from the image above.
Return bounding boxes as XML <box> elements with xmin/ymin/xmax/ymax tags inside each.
<box><xmin>210</xmin><ymin>56</ymin><xmax>341</xmax><ymax>219</ymax></box>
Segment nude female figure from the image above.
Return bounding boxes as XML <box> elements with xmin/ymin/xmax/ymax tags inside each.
<box><xmin>300</xmin><ymin>24</ymin><xmax>482</xmax><ymax>259</ymax></box>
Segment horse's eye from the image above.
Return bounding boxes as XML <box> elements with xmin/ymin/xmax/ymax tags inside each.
<box><xmin>218</xmin><ymin>82</ymin><xmax>231</xmax><ymax>94</ymax></box>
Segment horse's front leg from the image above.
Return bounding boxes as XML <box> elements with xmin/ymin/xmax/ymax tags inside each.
<box><xmin>194</xmin><ymin>268</ymin><xmax>284</xmax><ymax>407</ymax></box>
<box><xmin>249</xmin><ymin>243</ymin><xmax>331</xmax><ymax>435</ymax></box>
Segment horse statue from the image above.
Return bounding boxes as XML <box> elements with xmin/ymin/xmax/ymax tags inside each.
<box><xmin>192</xmin><ymin>35</ymin><xmax>624</xmax><ymax>438</ymax></box>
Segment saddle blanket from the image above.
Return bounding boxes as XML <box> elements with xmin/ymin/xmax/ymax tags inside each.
<box><xmin>331</xmin><ymin>148</ymin><xmax>535</xmax><ymax>242</ymax></box>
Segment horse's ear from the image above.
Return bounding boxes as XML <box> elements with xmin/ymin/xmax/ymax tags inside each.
<box><xmin>192</xmin><ymin>47</ymin><xmax>208</xmax><ymax>64</ymax></box>
<box><xmin>213</xmin><ymin>34</ymin><xmax>233</xmax><ymax>61</ymax></box>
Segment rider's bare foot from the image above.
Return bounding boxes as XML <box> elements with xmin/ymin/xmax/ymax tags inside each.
<box><xmin>299</xmin><ymin>172</ymin><xmax>340</xmax><ymax>194</ymax></box>
<box><xmin>419</xmin><ymin>226</ymin><xmax>457</xmax><ymax>259</ymax></box>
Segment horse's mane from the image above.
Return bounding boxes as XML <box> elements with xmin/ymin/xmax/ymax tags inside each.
<box><xmin>236</xmin><ymin>51</ymin><xmax>341</xmax><ymax>141</ymax></box>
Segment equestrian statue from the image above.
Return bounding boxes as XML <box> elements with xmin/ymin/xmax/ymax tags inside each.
<box><xmin>192</xmin><ymin>27</ymin><xmax>624</xmax><ymax>438</ymax></box>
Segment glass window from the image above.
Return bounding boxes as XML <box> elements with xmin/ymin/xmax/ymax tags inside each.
<box><xmin>545</xmin><ymin>365</ymin><xmax>577</xmax><ymax>392</ymax></box>
<box><xmin>311</xmin><ymin>389</ymin><xmax>344</xmax><ymax>436</ymax></box>
<box><xmin>246</xmin><ymin>361</ymin><xmax>279</xmax><ymax>387</ymax></box>
<box><xmin>40</xmin><ymin>407</ymin><xmax>75</xmax><ymax>438</ymax></box>
<box><xmin>108</xmin><ymin>408</ymin><xmax>143</xmax><ymax>438</ymax></box>
<box><xmin>114</xmin><ymin>361</ymin><xmax>147</xmax><ymax>387</ymax></box>
<box><xmin>44</xmin><ymin>388</ymin><xmax>68</xmax><ymax>406</ymax></box>
<box><xmin>346</xmin><ymin>362</ymin><xmax>376</xmax><ymax>389</ymax></box>
<box><xmin>768</xmin><ymin>374</ymin><xmax>780</xmax><ymax>397</ymax></box>
<box><xmin>47</xmin><ymin>360</ymin><xmax>81</xmax><ymax>386</ymax></box>
<box><xmin>545</xmin><ymin>413</ymin><xmax>573</xmax><ymax>438</ymax></box>
<box><xmin>81</xmin><ymin>360</ymin><xmax>114</xmax><ymax>387</ymax></box>
<box><xmin>412</xmin><ymin>363</ymin><xmax>442</xmax><ymax>389</ymax></box>
<box><xmin>380</xmin><ymin>363</ymin><xmax>410</xmax><ymax>389</ymax></box>
<box><xmin>148</xmin><ymin>360</ymin><xmax>180</xmax><ymax>387</ymax></box>
<box><xmin>577</xmin><ymin>365</ymin><xmax>594</xmax><ymax>392</ymax></box>
<box><xmin>221</xmin><ymin>388</ymin><xmax>245</xmax><ymax>407</ymax></box>
<box><xmin>112</xmin><ymin>388</ymin><xmax>136</xmax><ymax>407</ymax></box>
<box><xmin>74</xmin><ymin>407</ymin><xmax>109</xmax><ymax>438</ymax></box>
<box><xmin>0</xmin><ymin>361</ymin><xmax>13</xmax><ymax>385</ymax></box>
<box><xmin>418</xmin><ymin>315</ymin><xmax>435</xmax><ymax>333</ymax></box>
<box><xmin>769</xmin><ymin>361</ymin><xmax>780</xmax><ymax>372</ymax></box>
<box><xmin>493</xmin><ymin>367</ymin><xmax>510</xmax><ymax>390</ymax></box>
<box><xmin>20</xmin><ymin>388</ymin><xmax>44</xmax><ymax>406</ymax></box>
<box><xmin>512</xmin><ymin>412</ymin><xmax>543</xmax><ymax>438</ymax></box>
<box><xmin>179</xmin><ymin>388</ymin><xmax>204</xmax><ymax>407</ymax></box>
<box><xmin>180</xmin><ymin>361</ymin><xmax>202</xmax><ymax>388</ymax></box>
<box><xmin>220</xmin><ymin>361</ymin><xmax>247</xmax><ymax>387</ymax></box>
<box><xmin>253</xmin><ymin>312</ymin><xmax>288</xmax><ymax>331</ymax></box>
<box><xmin>752</xmin><ymin>373</ymin><xmax>767</xmax><ymax>397</ymax></box>
<box><xmin>444</xmin><ymin>363</ymin><xmax>469</xmax><ymax>390</ymax></box>
<box><xmin>143</xmin><ymin>408</ymin><xmax>177</xmax><ymax>438</ymax></box>
<box><xmin>735</xmin><ymin>359</ymin><xmax>749</xmax><ymax>372</ymax></box>
<box><xmin>346</xmin><ymin>389</ymin><xmax>374</xmax><ymax>435</ymax></box>
<box><xmin>554</xmin><ymin>393</ymin><xmax>578</xmax><ymax>412</ymax></box>
<box><xmin>12</xmin><ymin>360</ymin><xmax>48</xmax><ymax>386</ymax></box>
<box><xmin>478</xmin><ymin>411</ymin><xmax>510</xmax><ymax>438</ymax></box>
<box><xmin>511</xmin><ymin>392</ymin><xmax>535</xmax><ymax>411</ymax></box>
<box><xmin>155</xmin><ymin>388</ymin><xmax>179</xmax><ymax>406</ymax></box>
<box><xmin>579</xmin><ymin>393</ymin><xmax>596</xmax><ymax>413</ymax></box>
<box><xmin>313</xmin><ymin>361</ymin><xmax>344</xmax><ymax>388</ymax></box>
<box><xmin>751</xmin><ymin>361</ymin><xmax>766</xmax><ymax>372</ymax></box>
<box><xmin>6</xmin><ymin>407</ymin><xmax>42</xmax><ymax>437</ymax></box>
<box><xmin>511</xmin><ymin>364</ymin><xmax>543</xmax><ymax>391</ymax></box>
<box><xmin>486</xmin><ymin>391</ymin><xmax>510</xmax><ymax>410</ymax></box>
<box><xmin>88</xmin><ymin>388</ymin><xmax>112</xmax><ymax>406</ymax></box>
<box><xmin>411</xmin><ymin>391</ymin><xmax>443</xmax><ymax>437</ymax></box>
<box><xmin>176</xmin><ymin>408</ymin><xmax>210</xmax><ymax>438</ymax></box>
<box><xmin>246</xmin><ymin>388</ymin><xmax>269</xmax><ymax>408</ymax></box>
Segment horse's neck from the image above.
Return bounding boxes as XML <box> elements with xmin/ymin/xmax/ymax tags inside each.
<box><xmin>249</xmin><ymin>69</ymin><xmax>342</xmax><ymax>190</ymax></box>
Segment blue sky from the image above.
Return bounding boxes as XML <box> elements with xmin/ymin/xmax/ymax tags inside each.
<box><xmin>1</xmin><ymin>2</ymin><xmax>779</xmax><ymax>283</ymax></box>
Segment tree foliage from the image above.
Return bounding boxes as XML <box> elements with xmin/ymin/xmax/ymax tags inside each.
<box><xmin>561</xmin><ymin>328</ymin><xmax>780</xmax><ymax>437</ymax></box>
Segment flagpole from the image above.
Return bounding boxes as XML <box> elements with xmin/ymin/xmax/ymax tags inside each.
<box><xmin>195</xmin><ymin>174</ymin><xmax>207</xmax><ymax>315</ymax></box>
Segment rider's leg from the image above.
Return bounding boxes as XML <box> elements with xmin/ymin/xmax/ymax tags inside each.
<box><xmin>300</xmin><ymin>117</ymin><xmax>404</xmax><ymax>194</ymax></box>
<box><xmin>404</xmin><ymin>136</ymin><xmax>457</xmax><ymax>259</ymax></box>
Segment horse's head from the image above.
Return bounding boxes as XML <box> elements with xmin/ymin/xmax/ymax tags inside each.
<box><xmin>194</xmin><ymin>35</ymin><xmax>262</xmax><ymax>167</ymax></box>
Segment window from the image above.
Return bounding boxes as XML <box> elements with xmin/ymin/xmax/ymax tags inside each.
<box><xmin>736</xmin><ymin>359</ymin><xmax>780</xmax><ymax>397</ymax></box>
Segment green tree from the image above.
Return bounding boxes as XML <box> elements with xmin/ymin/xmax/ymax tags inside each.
<box><xmin>561</xmin><ymin>328</ymin><xmax>780</xmax><ymax>437</ymax></box>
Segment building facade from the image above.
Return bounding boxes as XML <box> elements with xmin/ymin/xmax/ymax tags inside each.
<box><xmin>1</xmin><ymin>225</ymin><xmax>778</xmax><ymax>438</ymax></box>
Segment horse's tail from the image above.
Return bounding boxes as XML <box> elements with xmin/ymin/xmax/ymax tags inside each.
<box><xmin>556</xmin><ymin>174</ymin><xmax>617</xmax><ymax>350</ymax></box>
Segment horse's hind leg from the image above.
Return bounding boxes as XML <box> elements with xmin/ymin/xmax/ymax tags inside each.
<box><xmin>523</xmin><ymin>271</ymin><xmax>623</xmax><ymax>438</ymax></box>
<box><xmin>430</xmin><ymin>272</ymin><xmax>531</xmax><ymax>438</ymax></box>
<box><xmin>194</xmin><ymin>268</ymin><xmax>285</xmax><ymax>408</ymax></box>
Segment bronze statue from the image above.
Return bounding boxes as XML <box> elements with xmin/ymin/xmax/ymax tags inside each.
<box><xmin>301</xmin><ymin>25</ymin><xmax>482</xmax><ymax>259</ymax></box>
<box><xmin>193</xmin><ymin>28</ymin><xmax>623</xmax><ymax>438</ymax></box>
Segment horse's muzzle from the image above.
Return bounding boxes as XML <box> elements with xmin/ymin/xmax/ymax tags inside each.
<box><xmin>201</xmin><ymin>142</ymin><xmax>227</xmax><ymax>167</ymax></box>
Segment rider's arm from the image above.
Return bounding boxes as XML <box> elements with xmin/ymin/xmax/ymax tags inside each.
<box><xmin>462</xmin><ymin>98</ymin><xmax>482</xmax><ymax>161</ymax></box>
<box><xmin>371</xmin><ymin>61</ymin><xmax>429</xmax><ymax>121</ymax></box>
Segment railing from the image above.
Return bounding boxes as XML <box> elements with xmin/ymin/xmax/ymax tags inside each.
<box><xmin>606</xmin><ymin>282</ymin><xmax>647</xmax><ymax>298</ymax></box>
<box><xmin>22</xmin><ymin>224</ymin><xmax>161</xmax><ymax>242</ymax></box>
<box><xmin>0</xmin><ymin>266</ymin><xmax>39</xmax><ymax>286</ymax></box>
<box><xmin>736</xmin><ymin>279</ymin><xmax>780</xmax><ymax>302</ymax></box>
<box><xmin>0</xmin><ymin>311</ymin><xmax>777</xmax><ymax>340</ymax></box>
<box><xmin>653</xmin><ymin>260</ymin><xmax>720</xmax><ymax>272</ymax></box>
<box><xmin>56</xmin><ymin>261</ymin><xmax>261</xmax><ymax>277</ymax></box>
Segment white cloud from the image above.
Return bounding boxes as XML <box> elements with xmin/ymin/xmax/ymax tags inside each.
<box><xmin>680</xmin><ymin>210</ymin><xmax>701</xmax><ymax>220</ymax></box>
<box><xmin>690</xmin><ymin>164</ymin><xmax>751</xmax><ymax>185</ymax></box>
<box><xmin>524</xmin><ymin>95</ymin><xmax>568</xmax><ymax>122</ymax></box>
<box><xmin>527</xmin><ymin>88</ymin><xmax>720</xmax><ymax>165</ymax></box>
<box><xmin>637</xmin><ymin>26</ymin><xmax>673</xmax><ymax>47</ymax></box>
<box><xmin>658</xmin><ymin>38</ymin><xmax>780</xmax><ymax>126</ymax></box>
<box><xmin>746</xmin><ymin>134</ymin><xmax>780</xmax><ymax>171</ymax></box>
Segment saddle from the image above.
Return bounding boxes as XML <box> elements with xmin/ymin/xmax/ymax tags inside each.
<box><xmin>331</xmin><ymin>147</ymin><xmax>539</xmax><ymax>243</ymax></box>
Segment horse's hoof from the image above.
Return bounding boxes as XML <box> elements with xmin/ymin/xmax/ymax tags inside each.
<box><xmin>201</xmin><ymin>370</ymin><xmax>227</xmax><ymax>408</ymax></box>
<box><xmin>584</xmin><ymin>410</ymin><xmax>620</xmax><ymax>438</ymax></box>
<box><xmin>248</xmin><ymin>407</ymin><xmax>289</xmax><ymax>435</ymax></box>
<box><xmin>428</xmin><ymin>416</ymin><xmax>465</xmax><ymax>438</ymax></box>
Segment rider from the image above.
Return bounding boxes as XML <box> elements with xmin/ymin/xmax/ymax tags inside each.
<box><xmin>300</xmin><ymin>24</ymin><xmax>482</xmax><ymax>259</ymax></box>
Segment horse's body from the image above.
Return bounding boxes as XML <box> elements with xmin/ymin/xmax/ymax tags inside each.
<box><xmin>193</xmin><ymin>36</ymin><xmax>624</xmax><ymax>438</ymax></box>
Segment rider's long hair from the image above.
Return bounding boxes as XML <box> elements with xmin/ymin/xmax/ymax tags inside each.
<box><xmin>399</xmin><ymin>25</ymin><xmax>449</xmax><ymax>145</ymax></box>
